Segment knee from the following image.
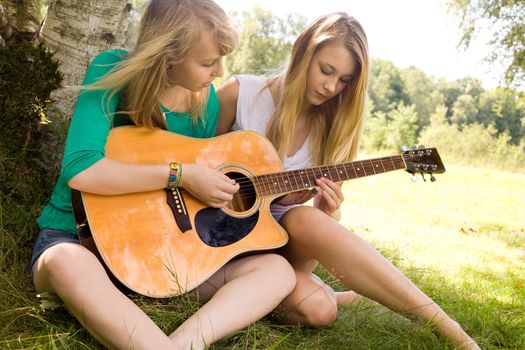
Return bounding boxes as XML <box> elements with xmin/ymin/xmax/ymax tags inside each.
<box><xmin>301</xmin><ymin>289</ymin><xmax>338</xmax><ymax>327</ymax></box>
<box><xmin>259</xmin><ymin>254</ymin><xmax>296</xmax><ymax>295</ymax></box>
<box><xmin>37</xmin><ymin>243</ymin><xmax>98</xmax><ymax>291</ymax></box>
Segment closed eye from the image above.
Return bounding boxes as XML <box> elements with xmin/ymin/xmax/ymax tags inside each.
<box><xmin>320</xmin><ymin>64</ymin><xmax>332</xmax><ymax>75</ymax></box>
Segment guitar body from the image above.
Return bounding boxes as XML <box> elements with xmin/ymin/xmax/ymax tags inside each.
<box><xmin>81</xmin><ymin>126</ymin><xmax>288</xmax><ymax>298</ymax></box>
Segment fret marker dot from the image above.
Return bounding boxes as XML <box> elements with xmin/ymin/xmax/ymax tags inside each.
<box><xmin>357</xmin><ymin>167</ymin><xmax>360</xmax><ymax>170</ymax></box>
<box><xmin>323</xmin><ymin>173</ymin><xmax>327</xmax><ymax>176</ymax></box>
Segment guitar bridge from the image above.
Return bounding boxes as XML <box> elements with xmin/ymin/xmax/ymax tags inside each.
<box><xmin>166</xmin><ymin>188</ymin><xmax>192</xmax><ymax>233</ymax></box>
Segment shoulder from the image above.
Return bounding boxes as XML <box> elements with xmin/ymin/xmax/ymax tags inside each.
<box><xmin>90</xmin><ymin>49</ymin><xmax>128</xmax><ymax>66</ymax></box>
<box><xmin>83</xmin><ymin>49</ymin><xmax>128</xmax><ymax>85</ymax></box>
<box><xmin>217</xmin><ymin>76</ymin><xmax>239</xmax><ymax>106</ymax></box>
<box><xmin>235</xmin><ymin>74</ymin><xmax>269</xmax><ymax>89</ymax></box>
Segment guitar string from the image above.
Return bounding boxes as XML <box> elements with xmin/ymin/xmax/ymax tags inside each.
<box><xmin>213</xmin><ymin>153</ymin><xmax>437</xmax><ymax>200</ymax></box>
<box><xmin>166</xmin><ymin>154</ymin><xmax>434</xmax><ymax>200</ymax></box>
<box><xmin>227</xmin><ymin>156</ymin><xmax>407</xmax><ymax>188</ymax></box>
<box><xmin>214</xmin><ymin>157</ymin><xmax>412</xmax><ymax>200</ymax></box>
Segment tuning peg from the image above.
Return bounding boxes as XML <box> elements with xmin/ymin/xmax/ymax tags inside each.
<box><xmin>401</xmin><ymin>145</ymin><xmax>409</xmax><ymax>152</ymax></box>
<box><xmin>411</xmin><ymin>175</ymin><xmax>419</xmax><ymax>182</ymax></box>
<box><xmin>420</xmin><ymin>172</ymin><xmax>427</xmax><ymax>182</ymax></box>
<box><xmin>418</xmin><ymin>144</ymin><xmax>426</xmax><ymax>149</ymax></box>
<box><xmin>430</xmin><ymin>173</ymin><xmax>436</xmax><ymax>182</ymax></box>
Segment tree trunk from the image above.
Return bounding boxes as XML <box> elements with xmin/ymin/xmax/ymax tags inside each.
<box><xmin>0</xmin><ymin>0</ymin><xmax>44</xmax><ymax>46</ymax></box>
<box><xmin>41</xmin><ymin>0</ymin><xmax>132</xmax><ymax>119</ymax></box>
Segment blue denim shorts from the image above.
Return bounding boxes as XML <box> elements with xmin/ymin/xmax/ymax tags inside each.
<box><xmin>30</xmin><ymin>229</ymin><xmax>80</xmax><ymax>275</ymax></box>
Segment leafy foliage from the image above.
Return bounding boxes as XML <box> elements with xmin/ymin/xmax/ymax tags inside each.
<box><xmin>419</xmin><ymin>112</ymin><xmax>525</xmax><ymax>171</ymax></box>
<box><xmin>365</xmin><ymin>57</ymin><xmax>525</xmax><ymax>170</ymax></box>
<box><xmin>447</xmin><ymin>0</ymin><xmax>525</xmax><ymax>88</ymax></box>
<box><xmin>0</xmin><ymin>39</ymin><xmax>64</xmax><ymax>230</ymax></box>
<box><xmin>0</xmin><ymin>40</ymin><xmax>62</xmax><ymax>154</ymax></box>
<box><xmin>224</xmin><ymin>6</ymin><xmax>306</xmax><ymax>78</ymax></box>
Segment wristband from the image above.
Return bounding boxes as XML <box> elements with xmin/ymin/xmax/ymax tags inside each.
<box><xmin>167</xmin><ymin>162</ymin><xmax>182</xmax><ymax>189</ymax></box>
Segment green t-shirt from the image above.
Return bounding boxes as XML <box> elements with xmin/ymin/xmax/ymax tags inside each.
<box><xmin>37</xmin><ymin>49</ymin><xmax>220</xmax><ymax>235</ymax></box>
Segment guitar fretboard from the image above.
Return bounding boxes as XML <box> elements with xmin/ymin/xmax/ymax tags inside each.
<box><xmin>252</xmin><ymin>155</ymin><xmax>406</xmax><ymax>197</ymax></box>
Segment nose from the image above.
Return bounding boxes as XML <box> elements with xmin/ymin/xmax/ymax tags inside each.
<box><xmin>323</xmin><ymin>78</ymin><xmax>337</xmax><ymax>94</ymax></box>
<box><xmin>214</xmin><ymin>59</ymin><xmax>224</xmax><ymax>78</ymax></box>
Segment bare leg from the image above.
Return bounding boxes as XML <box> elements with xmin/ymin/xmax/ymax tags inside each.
<box><xmin>169</xmin><ymin>254</ymin><xmax>296</xmax><ymax>350</ymax></box>
<box><xmin>278</xmin><ymin>206</ymin><xmax>479</xmax><ymax>349</ymax></box>
<box><xmin>34</xmin><ymin>243</ymin><xmax>176</xmax><ymax>350</ymax></box>
<box><xmin>273</xmin><ymin>271</ymin><xmax>338</xmax><ymax>326</ymax></box>
<box><xmin>35</xmin><ymin>245</ymin><xmax>295</xmax><ymax>350</ymax></box>
<box><xmin>336</xmin><ymin>291</ymin><xmax>363</xmax><ymax>304</ymax></box>
<box><xmin>272</xmin><ymin>270</ymin><xmax>363</xmax><ymax>326</ymax></box>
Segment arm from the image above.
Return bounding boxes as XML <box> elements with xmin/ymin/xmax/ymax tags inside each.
<box><xmin>65</xmin><ymin>52</ymin><xmax>238</xmax><ymax>207</ymax></box>
<box><xmin>215</xmin><ymin>76</ymin><xmax>239</xmax><ymax>136</ymax></box>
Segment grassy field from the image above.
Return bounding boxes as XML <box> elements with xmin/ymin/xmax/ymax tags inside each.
<box><xmin>1</xmin><ymin>162</ymin><xmax>524</xmax><ymax>349</ymax></box>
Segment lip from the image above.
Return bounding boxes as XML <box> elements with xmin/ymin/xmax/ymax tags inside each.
<box><xmin>315</xmin><ymin>91</ymin><xmax>328</xmax><ymax>99</ymax></box>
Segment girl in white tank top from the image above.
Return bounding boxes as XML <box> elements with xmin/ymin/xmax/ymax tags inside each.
<box><xmin>216</xmin><ymin>12</ymin><xmax>479</xmax><ymax>349</ymax></box>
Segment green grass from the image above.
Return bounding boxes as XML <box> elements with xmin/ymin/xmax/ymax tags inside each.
<box><xmin>1</xmin><ymin>163</ymin><xmax>524</xmax><ymax>349</ymax></box>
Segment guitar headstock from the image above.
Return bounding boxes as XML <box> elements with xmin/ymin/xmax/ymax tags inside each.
<box><xmin>402</xmin><ymin>146</ymin><xmax>445</xmax><ymax>182</ymax></box>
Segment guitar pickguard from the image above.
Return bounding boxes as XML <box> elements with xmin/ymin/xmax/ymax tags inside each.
<box><xmin>194</xmin><ymin>208</ymin><xmax>259</xmax><ymax>247</ymax></box>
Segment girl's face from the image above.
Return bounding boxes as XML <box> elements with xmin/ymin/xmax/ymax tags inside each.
<box><xmin>167</xmin><ymin>29</ymin><xmax>224</xmax><ymax>91</ymax></box>
<box><xmin>305</xmin><ymin>41</ymin><xmax>357</xmax><ymax>106</ymax></box>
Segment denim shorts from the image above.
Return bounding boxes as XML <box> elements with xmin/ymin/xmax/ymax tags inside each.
<box><xmin>30</xmin><ymin>229</ymin><xmax>80</xmax><ymax>275</ymax></box>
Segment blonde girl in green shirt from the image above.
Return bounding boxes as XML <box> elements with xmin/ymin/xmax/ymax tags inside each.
<box><xmin>32</xmin><ymin>1</ymin><xmax>296</xmax><ymax>349</ymax></box>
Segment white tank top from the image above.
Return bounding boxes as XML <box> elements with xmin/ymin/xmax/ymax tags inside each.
<box><xmin>232</xmin><ymin>75</ymin><xmax>313</xmax><ymax>221</ymax></box>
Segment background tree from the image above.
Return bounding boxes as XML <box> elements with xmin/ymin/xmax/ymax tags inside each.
<box><xmin>451</xmin><ymin>93</ymin><xmax>478</xmax><ymax>128</ymax></box>
<box><xmin>368</xmin><ymin>59</ymin><xmax>409</xmax><ymax>114</ymax></box>
<box><xmin>447</xmin><ymin>0</ymin><xmax>525</xmax><ymax>88</ymax></box>
<box><xmin>478</xmin><ymin>87</ymin><xmax>525</xmax><ymax>144</ymax></box>
<box><xmin>0</xmin><ymin>0</ymin><xmax>46</xmax><ymax>45</ymax></box>
<box><xmin>224</xmin><ymin>6</ymin><xmax>305</xmax><ymax>78</ymax></box>
<box><xmin>401</xmin><ymin>66</ymin><xmax>444</xmax><ymax>131</ymax></box>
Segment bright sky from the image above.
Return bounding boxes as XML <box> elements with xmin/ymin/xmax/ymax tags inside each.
<box><xmin>216</xmin><ymin>0</ymin><xmax>503</xmax><ymax>89</ymax></box>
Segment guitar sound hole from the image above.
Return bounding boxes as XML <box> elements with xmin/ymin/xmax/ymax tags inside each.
<box><xmin>225</xmin><ymin>171</ymin><xmax>256</xmax><ymax>212</ymax></box>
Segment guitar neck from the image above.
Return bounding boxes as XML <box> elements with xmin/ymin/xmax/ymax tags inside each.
<box><xmin>253</xmin><ymin>154</ymin><xmax>406</xmax><ymax>197</ymax></box>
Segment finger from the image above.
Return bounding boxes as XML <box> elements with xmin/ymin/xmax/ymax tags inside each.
<box><xmin>316</xmin><ymin>179</ymin><xmax>339</xmax><ymax>203</ymax></box>
<box><xmin>218</xmin><ymin>172</ymin><xmax>237</xmax><ymax>185</ymax></box>
<box><xmin>214</xmin><ymin>190</ymin><xmax>235</xmax><ymax>203</ymax></box>
<box><xmin>330</xmin><ymin>183</ymin><xmax>344</xmax><ymax>202</ymax></box>
<box><xmin>319</xmin><ymin>178</ymin><xmax>344</xmax><ymax>202</ymax></box>
<box><xmin>318</xmin><ymin>177</ymin><xmax>338</xmax><ymax>191</ymax></box>
<box><xmin>218</xmin><ymin>180</ymin><xmax>240</xmax><ymax>195</ymax></box>
<box><xmin>320</xmin><ymin>189</ymin><xmax>338</xmax><ymax>211</ymax></box>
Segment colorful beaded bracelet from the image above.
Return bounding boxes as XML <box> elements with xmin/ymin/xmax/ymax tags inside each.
<box><xmin>167</xmin><ymin>162</ymin><xmax>182</xmax><ymax>189</ymax></box>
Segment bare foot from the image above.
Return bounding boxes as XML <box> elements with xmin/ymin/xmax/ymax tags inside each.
<box><xmin>439</xmin><ymin>320</ymin><xmax>480</xmax><ymax>350</ymax></box>
<box><xmin>459</xmin><ymin>340</ymin><xmax>481</xmax><ymax>350</ymax></box>
<box><xmin>335</xmin><ymin>291</ymin><xmax>363</xmax><ymax>305</ymax></box>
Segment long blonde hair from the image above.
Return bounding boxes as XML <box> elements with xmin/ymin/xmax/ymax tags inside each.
<box><xmin>266</xmin><ymin>12</ymin><xmax>369</xmax><ymax>165</ymax></box>
<box><xmin>87</xmin><ymin>0</ymin><xmax>238</xmax><ymax>128</ymax></box>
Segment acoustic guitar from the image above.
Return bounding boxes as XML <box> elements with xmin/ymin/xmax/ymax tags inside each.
<box><xmin>79</xmin><ymin>126</ymin><xmax>445</xmax><ymax>298</ymax></box>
